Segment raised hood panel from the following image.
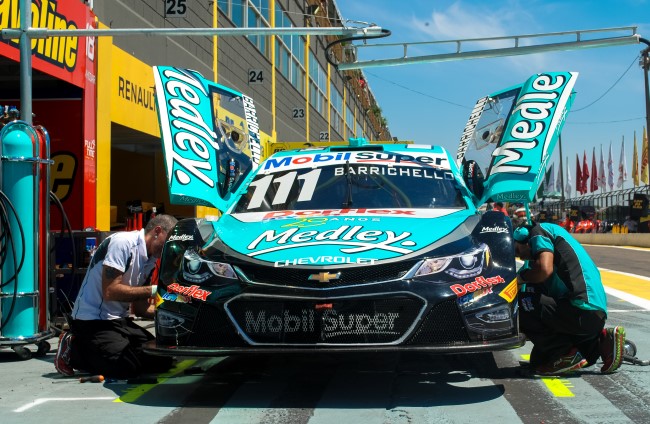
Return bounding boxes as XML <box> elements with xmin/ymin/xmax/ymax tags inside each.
<box><xmin>153</xmin><ymin>66</ymin><xmax>261</xmax><ymax>211</ymax></box>
<box><xmin>457</xmin><ymin>72</ymin><xmax>578</xmax><ymax>204</ymax></box>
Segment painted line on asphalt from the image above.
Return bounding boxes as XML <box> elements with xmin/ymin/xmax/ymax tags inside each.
<box><xmin>114</xmin><ymin>359</ymin><xmax>197</xmax><ymax>403</ymax></box>
<box><xmin>600</xmin><ymin>268</ymin><xmax>650</xmax><ymax>308</ymax></box>
<box><xmin>583</xmin><ymin>244</ymin><xmax>650</xmax><ymax>252</ymax></box>
<box><xmin>14</xmin><ymin>397</ymin><xmax>115</xmax><ymax>413</ymax></box>
<box><xmin>520</xmin><ymin>354</ymin><xmax>576</xmax><ymax>398</ymax></box>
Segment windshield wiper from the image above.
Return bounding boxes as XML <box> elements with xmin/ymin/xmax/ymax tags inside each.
<box><xmin>342</xmin><ymin>160</ymin><xmax>353</xmax><ymax>207</ymax></box>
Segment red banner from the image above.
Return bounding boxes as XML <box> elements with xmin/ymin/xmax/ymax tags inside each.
<box><xmin>0</xmin><ymin>0</ymin><xmax>94</xmax><ymax>88</ymax></box>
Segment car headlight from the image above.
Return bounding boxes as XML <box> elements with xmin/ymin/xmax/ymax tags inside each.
<box><xmin>414</xmin><ymin>243</ymin><xmax>489</xmax><ymax>278</ymax></box>
<box><xmin>183</xmin><ymin>250</ymin><xmax>238</xmax><ymax>282</ymax></box>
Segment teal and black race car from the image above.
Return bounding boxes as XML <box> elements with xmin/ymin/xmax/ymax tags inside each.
<box><xmin>145</xmin><ymin>67</ymin><xmax>578</xmax><ymax>356</ymax></box>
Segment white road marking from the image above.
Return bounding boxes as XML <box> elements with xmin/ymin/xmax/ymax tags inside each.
<box><xmin>598</xmin><ymin>267</ymin><xmax>650</xmax><ymax>281</ymax></box>
<box><xmin>583</xmin><ymin>244</ymin><xmax>650</xmax><ymax>253</ymax></box>
<box><xmin>14</xmin><ymin>397</ymin><xmax>115</xmax><ymax>413</ymax></box>
<box><xmin>604</xmin><ymin>286</ymin><xmax>650</xmax><ymax>310</ymax></box>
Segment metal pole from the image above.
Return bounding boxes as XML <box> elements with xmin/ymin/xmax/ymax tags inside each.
<box><xmin>642</xmin><ymin>47</ymin><xmax>650</xmax><ymax>167</ymax></box>
<box><xmin>559</xmin><ymin>134</ymin><xmax>565</xmax><ymax>208</ymax></box>
<box><xmin>19</xmin><ymin>0</ymin><xmax>32</xmax><ymax>125</ymax></box>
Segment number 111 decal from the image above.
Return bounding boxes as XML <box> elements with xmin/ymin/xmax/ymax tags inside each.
<box><xmin>247</xmin><ymin>169</ymin><xmax>322</xmax><ymax>209</ymax></box>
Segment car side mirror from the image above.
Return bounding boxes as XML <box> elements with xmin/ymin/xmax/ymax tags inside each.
<box><xmin>462</xmin><ymin>159</ymin><xmax>485</xmax><ymax>199</ymax></box>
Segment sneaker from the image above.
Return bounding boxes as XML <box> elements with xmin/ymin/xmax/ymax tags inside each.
<box><xmin>54</xmin><ymin>331</ymin><xmax>75</xmax><ymax>376</ymax></box>
<box><xmin>600</xmin><ymin>326</ymin><xmax>625</xmax><ymax>373</ymax></box>
<box><xmin>534</xmin><ymin>348</ymin><xmax>588</xmax><ymax>376</ymax></box>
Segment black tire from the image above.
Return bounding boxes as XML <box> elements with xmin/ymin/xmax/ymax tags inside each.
<box><xmin>12</xmin><ymin>345</ymin><xmax>32</xmax><ymax>360</ymax></box>
<box><xmin>35</xmin><ymin>341</ymin><xmax>51</xmax><ymax>357</ymax></box>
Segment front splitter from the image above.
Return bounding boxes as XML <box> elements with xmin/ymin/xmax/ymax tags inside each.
<box><xmin>143</xmin><ymin>333</ymin><xmax>526</xmax><ymax>357</ymax></box>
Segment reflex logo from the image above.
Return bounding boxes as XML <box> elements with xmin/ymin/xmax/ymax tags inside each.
<box><xmin>167</xmin><ymin>283</ymin><xmax>212</xmax><ymax>301</ymax></box>
<box><xmin>450</xmin><ymin>275</ymin><xmax>506</xmax><ymax>297</ymax></box>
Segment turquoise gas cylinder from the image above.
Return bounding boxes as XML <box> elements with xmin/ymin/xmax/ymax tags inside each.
<box><xmin>1</xmin><ymin>121</ymin><xmax>38</xmax><ymax>338</ymax></box>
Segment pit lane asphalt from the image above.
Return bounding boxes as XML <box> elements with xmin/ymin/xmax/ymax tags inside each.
<box><xmin>1</xmin><ymin>245</ymin><xmax>648</xmax><ymax>423</ymax></box>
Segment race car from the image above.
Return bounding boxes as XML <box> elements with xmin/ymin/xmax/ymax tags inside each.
<box><xmin>146</xmin><ymin>67</ymin><xmax>578</xmax><ymax>356</ymax></box>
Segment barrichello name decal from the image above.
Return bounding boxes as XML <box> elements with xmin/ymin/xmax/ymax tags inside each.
<box><xmin>166</xmin><ymin>283</ymin><xmax>212</xmax><ymax>301</ymax></box>
<box><xmin>334</xmin><ymin>166</ymin><xmax>452</xmax><ymax>180</ymax></box>
<box><xmin>242</xmin><ymin>95</ymin><xmax>262</xmax><ymax>167</ymax></box>
<box><xmin>450</xmin><ymin>275</ymin><xmax>506</xmax><ymax>297</ymax></box>
<box><xmin>247</xmin><ymin>225</ymin><xmax>416</xmax><ymax>256</ymax></box>
<box><xmin>244</xmin><ymin>309</ymin><xmax>400</xmax><ymax>339</ymax></box>
<box><xmin>490</xmin><ymin>73</ymin><xmax>577</xmax><ymax>175</ymax></box>
<box><xmin>457</xmin><ymin>96</ymin><xmax>489</xmax><ymax>165</ymax></box>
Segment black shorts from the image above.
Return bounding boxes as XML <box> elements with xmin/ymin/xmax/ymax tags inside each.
<box><xmin>70</xmin><ymin>317</ymin><xmax>173</xmax><ymax>378</ymax></box>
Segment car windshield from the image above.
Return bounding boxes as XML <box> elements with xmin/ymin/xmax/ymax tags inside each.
<box><xmin>233</xmin><ymin>162</ymin><xmax>468</xmax><ymax>213</ymax></box>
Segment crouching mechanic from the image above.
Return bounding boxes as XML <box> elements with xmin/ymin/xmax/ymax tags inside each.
<box><xmin>54</xmin><ymin>214</ymin><xmax>178</xmax><ymax>378</ymax></box>
<box><xmin>513</xmin><ymin>222</ymin><xmax>625</xmax><ymax>375</ymax></box>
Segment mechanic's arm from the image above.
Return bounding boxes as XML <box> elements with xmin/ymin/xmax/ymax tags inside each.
<box><xmin>101</xmin><ymin>265</ymin><xmax>154</xmax><ymax>302</ymax></box>
<box><xmin>517</xmin><ymin>251</ymin><xmax>554</xmax><ymax>285</ymax></box>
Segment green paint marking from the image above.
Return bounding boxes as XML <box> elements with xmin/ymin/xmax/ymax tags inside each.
<box><xmin>114</xmin><ymin>359</ymin><xmax>196</xmax><ymax>403</ymax></box>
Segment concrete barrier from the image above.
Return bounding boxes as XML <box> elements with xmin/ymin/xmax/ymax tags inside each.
<box><xmin>573</xmin><ymin>233</ymin><xmax>650</xmax><ymax>248</ymax></box>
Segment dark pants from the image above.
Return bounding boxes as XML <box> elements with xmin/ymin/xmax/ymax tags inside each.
<box><xmin>69</xmin><ymin>317</ymin><xmax>173</xmax><ymax>379</ymax></box>
<box><xmin>519</xmin><ymin>291</ymin><xmax>606</xmax><ymax>368</ymax></box>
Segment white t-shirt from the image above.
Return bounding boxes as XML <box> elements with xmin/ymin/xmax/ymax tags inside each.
<box><xmin>72</xmin><ymin>229</ymin><xmax>157</xmax><ymax>320</ymax></box>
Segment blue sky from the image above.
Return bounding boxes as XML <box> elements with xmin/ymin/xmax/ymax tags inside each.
<box><xmin>336</xmin><ymin>0</ymin><xmax>650</xmax><ymax>194</ymax></box>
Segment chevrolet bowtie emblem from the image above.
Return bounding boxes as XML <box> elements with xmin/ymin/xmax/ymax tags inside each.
<box><xmin>308</xmin><ymin>271</ymin><xmax>341</xmax><ymax>283</ymax></box>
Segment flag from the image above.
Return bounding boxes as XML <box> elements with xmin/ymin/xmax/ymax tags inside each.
<box><xmin>617</xmin><ymin>136</ymin><xmax>627</xmax><ymax>188</ymax></box>
<box><xmin>582</xmin><ymin>150</ymin><xmax>589</xmax><ymax>193</ymax></box>
<box><xmin>607</xmin><ymin>142</ymin><xmax>614</xmax><ymax>190</ymax></box>
<box><xmin>546</xmin><ymin>163</ymin><xmax>555</xmax><ymax>196</ymax></box>
<box><xmin>565</xmin><ymin>157</ymin><xmax>572</xmax><ymax>197</ymax></box>
<box><xmin>555</xmin><ymin>161</ymin><xmax>562</xmax><ymax>194</ymax></box>
<box><xmin>642</xmin><ymin>126</ymin><xmax>649</xmax><ymax>185</ymax></box>
<box><xmin>633</xmin><ymin>132</ymin><xmax>639</xmax><ymax>186</ymax></box>
<box><xmin>590</xmin><ymin>147</ymin><xmax>598</xmax><ymax>192</ymax></box>
<box><xmin>576</xmin><ymin>154</ymin><xmax>583</xmax><ymax>194</ymax></box>
<box><xmin>598</xmin><ymin>145</ymin><xmax>606</xmax><ymax>190</ymax></box>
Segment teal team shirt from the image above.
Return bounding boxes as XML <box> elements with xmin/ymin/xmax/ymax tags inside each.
<box><xmin>523</xmin><ymin>223</ymin><xmax>608</xmax><ymax>315</ymax></box>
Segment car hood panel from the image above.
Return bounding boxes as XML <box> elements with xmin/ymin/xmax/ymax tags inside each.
<box><xmin>217</xmin><ymin>209</ymin><xmax>477</xmax><ymax>265</ymax></box>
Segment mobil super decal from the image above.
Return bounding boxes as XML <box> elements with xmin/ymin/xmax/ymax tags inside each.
<box><xmin>263</xmin><ymin>151</ymin><xmax>449</xmax><ymax>171</ymax></box>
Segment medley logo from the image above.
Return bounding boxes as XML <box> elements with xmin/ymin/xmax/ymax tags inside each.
<box><xmin>490</xmin><ymin>73</ymin><xmax>577</xmax><ymax>175</ymax></box>
<box><xmin>247</xmin><ymin>225</ymin><xmax>416</xmax><ymax>256</ymax></box>
<box><xmin>479</xmin><ymin>225</ymin><xmax>508</xmax><ymax>234</ymax></box>
<box><xmin>155</xmin><ymin>68</ymin><xmax>220</xmax><ymax>192</ymax></box>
